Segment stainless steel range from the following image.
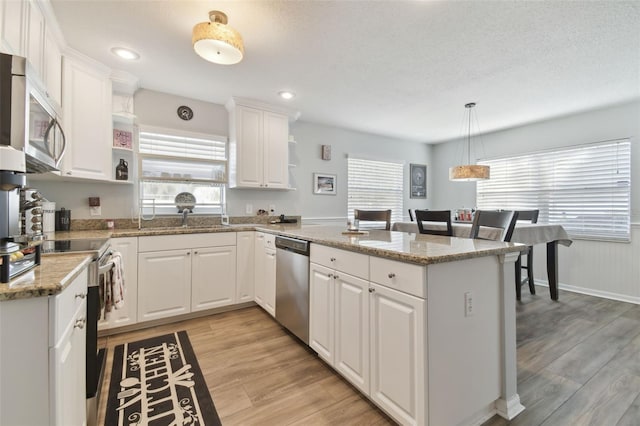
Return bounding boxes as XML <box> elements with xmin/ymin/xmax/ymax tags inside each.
<box><xmin>43</xmin><ymin>237</ymin><xmax>112</xmax><ymax>426</ymax></box>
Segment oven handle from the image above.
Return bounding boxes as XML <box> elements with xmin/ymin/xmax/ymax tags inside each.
<box><xmin>98</xmin><ymin>261</ymin><xmax>115</xmax><ymax>276</ymax></box>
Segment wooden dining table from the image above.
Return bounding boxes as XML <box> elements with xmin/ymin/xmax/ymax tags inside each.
<box><xmin>391</xmin><ymin>221</ymin><xmax>573</xmax><ymax>300</ymax></box>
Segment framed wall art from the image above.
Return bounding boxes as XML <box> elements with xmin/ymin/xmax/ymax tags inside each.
<box><xmin>313</xmin><ymin>173</ymin><xmax>337</xmax><ymax>195</ymax></box>
<box><xmin>410</xmin><ymin>163</ymin><xmax>427</xmax><ymax>198</ymax></box>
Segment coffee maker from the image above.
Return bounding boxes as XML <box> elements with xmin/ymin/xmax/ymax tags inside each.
<box><xmin>0</xmin><ymin>146</ymin><xmax>41</xmax><ymax>283</ymax></box>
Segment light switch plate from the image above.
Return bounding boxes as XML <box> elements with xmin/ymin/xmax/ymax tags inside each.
<box><xmin>90</xmin><ymin>206</ymin><xmax>102</xmax><ymax>216</ymax></box>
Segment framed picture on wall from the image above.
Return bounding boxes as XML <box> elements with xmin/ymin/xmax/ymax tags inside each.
<box><xmin>410</xmin><ymin>164</ymin><xmax>427</xmax><ymax>198</ymax></box>
<box><xmin>313</xmin><ymin>173</ymin><xmax>337</xmax><ymax>195</ymax></box>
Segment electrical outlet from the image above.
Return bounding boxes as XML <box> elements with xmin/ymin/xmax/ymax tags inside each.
<box><xmin>269</xmin><ymin>204</ymin><xmax>276</xmax><ymax>214</ymax></box>
<box><xmin>90</xmin><ymin>206</ymin><xmax>102</xmax><ymax>216</ymax></box>
<box><xmin>464</xmin><ymin>291</ymin><xmax>474</xmax><ymax>317</ymax></box>
<box><xmin>245</xmin><ymin>204</ymin><xmax>253</xmax><ymax>215</ymax></box>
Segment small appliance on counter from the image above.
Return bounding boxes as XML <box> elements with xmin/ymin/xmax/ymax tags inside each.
<box><xmin>0</xmin><ymin>146</ymin><xmax>41</xmax><ymax>283</ymax></box>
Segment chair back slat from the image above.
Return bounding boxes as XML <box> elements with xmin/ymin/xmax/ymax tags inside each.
<box><xmin>515</xmin><ymin>209</ymin><xmax>539</xmax><ymax>224</ymax></box>
<box><xmin>415</xmin><ymin>209</ymin><xmax>453</xmax><ymax>236</ymax></box>
<box><xmin>470</xmin><ymin>210</ymin><xmax>518</xmax><ymax>242</ymax></box>
<box><xmin>354</xmin><ymin>209</ymin><xmax>392</xmax><ymax>230</ymax></box>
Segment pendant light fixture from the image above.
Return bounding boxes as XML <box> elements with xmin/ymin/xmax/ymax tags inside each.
<box><xmin>449</xmin><ymin>102</ymin><xmax>490</xmax><ymax>181</ymax></box>
<box><xmin>192</xmin><ymin>11</ymin><xmax>244</xmax><ymax>65</ymax></box>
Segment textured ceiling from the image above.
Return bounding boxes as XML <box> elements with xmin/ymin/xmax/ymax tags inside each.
<box><xmin>50</xmin><ymin>0</ymin><xmax>640</xmax><ymax>143</ymax></box>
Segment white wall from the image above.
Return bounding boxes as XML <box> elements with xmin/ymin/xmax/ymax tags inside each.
<box><xmin>432</xmin><ymin>100</ymin><xmax>640</xmax><ymax>303</ymax></box>
<box><xmin>29</xmin><ymin>90</ymin><xmax>432</xmax><ymax>221</ymax></box>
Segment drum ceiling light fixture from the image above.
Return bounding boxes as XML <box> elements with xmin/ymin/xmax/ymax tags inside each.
<box><xmin>192</xmin><ymin>10</ymin><xmax>244</xmax><ymax>65</ymax></box>
<box><xmin>449</xmin><ymin>102</ymin><xmax>490</xmax><ymax>181</ymax></box>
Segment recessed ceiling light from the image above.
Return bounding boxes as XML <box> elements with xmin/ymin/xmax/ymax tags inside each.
<box><xmin>279</xmin><ymin>91</ymin><xmax>295</xmax><ymax>100</ymax></box>
<box><xmin>111</xmin><ymin>47</ymin><xmax>140</xmax><ymax>61</ymax></box>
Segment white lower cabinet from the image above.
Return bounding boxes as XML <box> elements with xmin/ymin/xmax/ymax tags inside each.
<box><xmin>0</xmin><ymin>267</ymin><xmax>88</xmax><ymax>425</ymax></box>
<box><xmin>254</xmin><ymin>232</ymin><xmax>276</xmax><ymax>316</ymax></box>
<box><xmin>236</xmin><ymin>231</ymin><xmax>255</xmax><ymax>303</ymax></box>
<box><xmin>98</xmin><ymin>236</ymin><xmax>138</xmax><ymax>330</ymax></box>
<box><xmin>191</xmin><ymin>245</ymin><xmax>237</xmax><ymax>311</ymax></box>
<box><xmin>310</xmin><ymin>244</ymin><xmax>426</xmax><ymax>426</ymax></box>
<box><xmin>137</xmin><ymin>233</ymin><xmax>237</xmax><ymax>323</ymax></box>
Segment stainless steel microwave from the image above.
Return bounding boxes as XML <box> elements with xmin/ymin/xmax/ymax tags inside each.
<box><xmin>0</xmin><ymin>53</ymin><xmax>66</xmax><ymax>173</ymax></box>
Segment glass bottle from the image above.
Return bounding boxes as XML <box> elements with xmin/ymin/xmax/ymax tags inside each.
<box><xmin>116</xmin><ymin>159</ymin><xmax>128</xmax><ymax>181</ymax></box>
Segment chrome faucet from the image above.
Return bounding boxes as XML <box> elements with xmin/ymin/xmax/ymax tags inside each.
<box><xmin>181</xmin><ymin>209</ymin><xmax>191</xmax><ymax>227</ymax></box>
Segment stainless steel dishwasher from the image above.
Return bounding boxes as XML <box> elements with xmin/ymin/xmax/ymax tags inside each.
<box><xmin>275</xmin><ymin>235</ymin><xmax>310</xmax><ymax>345</ymax></box>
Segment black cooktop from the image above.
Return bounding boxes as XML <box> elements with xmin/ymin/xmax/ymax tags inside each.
<box><xmin>41</xmin><ymin>238</ymin><xmax>110</xmax><ymax>255</ymax></box>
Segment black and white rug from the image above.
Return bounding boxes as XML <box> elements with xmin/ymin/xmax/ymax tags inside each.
<box><xmin>105</xmin><ymin>331</ymin><xmax>222</xmax><ymax>425</ymax></box>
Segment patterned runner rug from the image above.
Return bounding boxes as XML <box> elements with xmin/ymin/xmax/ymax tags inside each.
<box><xmin>105</xmin><ymin>331</ymin><xmax>222</xmax><ymax>425</ymax></box>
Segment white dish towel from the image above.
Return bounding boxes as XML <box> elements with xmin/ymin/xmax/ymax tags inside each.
<box><xmin>104</xmin><ymin>251</ymin><xmax>125</xmax><ymax>318</ymax></box>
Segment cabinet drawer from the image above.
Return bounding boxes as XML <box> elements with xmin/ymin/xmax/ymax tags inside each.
<box><xmin>138</xmin><ymin>232</ymin><xmax>236</xmax><ymax>252</ymax></box>
<box><xmin>370</xmin><ymin>256</ymin><xmax>426</xmax><ymax>299</ymax></box>
<box><xmin>310</xmin><ymin>244</ymin><xmax>369</xmax><ymax>280</ymax></box>
<box><xmin>50</xmin><ymin>267</ymin><xmax>88</xmax><ymax>345</ymax></box>
<box><xmin>263</xmin><ymin>233</ymin><xmax>276</xmax><ymax>249</ymax></box>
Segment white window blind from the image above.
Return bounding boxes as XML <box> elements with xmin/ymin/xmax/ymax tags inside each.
<box><xmin>138</xmin><ymin>127</ymin><xmax>228</xmax><ymax>215</ymax></box>
<box><xmin>347</xmin><ymin>157</ymin><xmax>404</xmax><ymax>226</ymax></box>
<box><xmin>477</xmin><ymin>139</ymin><xmax>631</xmax><ymax>241</ymax></box>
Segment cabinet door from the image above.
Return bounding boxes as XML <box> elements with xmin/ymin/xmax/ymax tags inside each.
<box><xmin>236</xmin><ymin>231</ymin><xmax>255</xmax><ymax>303</ymax></box>
<box><xmin>1</xmin><ymin>0</ymin><xmax>25</xmax><ymax>55</ymax></box>
<box><xmin>234</xmin><ymin>106</ymin><xmax>263</xmax><ymax>188</ymax></box>
<box><xmin>263</xmin><ymin>111</ymin><xmax>289</xmax><ymax>189</ymax></box>
<box><xmin>26</xmin><ymin>0</ymin><xmax>44</xmax><ymax>77</ymax></box>
<box><xmin>61</xmin><ymin>56</ymin><xmax>112</xmax><ymax>180</ymax></box>
<box><xmin>335</xmin><ymin>272</ymin><xmax>370</xmax><ymax>394</ymax></box>
<box><xmin>309</xmin><ymin>262</ymin><xmax>334</xmax><ymax>364</ymax></box>
<box><xmin>263</xmin><ymin>247</ymin><xmax>276</xmax><ymax>317</ymax></box>
<box><xmin>43</xmin><ymin>27</ymin><xmax>62</xmax><ymax>107</ymax></box>
<box><xmin>50</xmin><ymin>301</ymin><xmax>87</xmax><ymax>426</ymax></box>
<box><xmin>254</xmin><ymin>233</ymin><xmax>266</xmax><ymax>307</ymax></box>
<box><xmin>370</xmin><ymin>283</ymin><xmax>426</xmax><ymax>426</ymax></box>
<box><xmin>99</xmin><ymin>237</ymin><xmax>138</xmax><ymax>330</ymax></box>
<box><xmin>192</xmin><ymin>246</ymin><xmax>237</xmax><ymax>312</ymax></box>
<box><xmin>138</xmin><ymin>249</ymin><xmax>191</xmax><ymax>322</ymax></box>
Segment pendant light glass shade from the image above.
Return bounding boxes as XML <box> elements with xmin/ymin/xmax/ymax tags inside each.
<box><xmin>449</xmin><ymin>102</ymin><xmax>490</xmax><ymax>181</ymax></box>
<box><xmin>193</xmin><ymin>11</ymin><xmax>244</xmax><ymax>65</ymax></box>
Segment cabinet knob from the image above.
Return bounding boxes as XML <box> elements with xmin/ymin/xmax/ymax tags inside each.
<box><xmin>194</xmin><ymin>251</ymin><xmax>198</xmax><ymax>255</ymax></box>
<box><xmin>328</xmin><ymin>273</ymin><xmax>333</xmax><ymax>279</ymax></box>
<box><xmin>334</xmin><ymin>275</ymin><xmax>339</xmax><ymax>280</ymax></box>
<box><xmin>75</xmin><ymin>293</ymin><xmax>87</xmax><ymax>299</ymax></box>
<box><xmin>187</xmin><ymin>251</ymin><xmax>191</xmax><ymax>255</ymax></box>
<box><xmin>74</xmin><ymin>318</ymin><xmax>86</xmax><ymax>329</ymax></box>
<box><xmin>369</xmin><ymin>288</ymin><xmax>375</xmax><ymax>293</ymax></box>
<box><xmin>388</xmin><ymin>273</ymin><xmax>396</xmax><ymax>279</ymax></box>
<box><xmin>330</xmin><ymin>257</ymin><xmax>336</xmax><ymax>262</ymax></box>
<box><xmin>66</xmin><ymin>171</ymin><xmax>72</xmax><ymax>175</ymax></box>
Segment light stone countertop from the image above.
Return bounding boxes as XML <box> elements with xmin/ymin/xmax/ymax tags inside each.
<box><xmin>2</xmin><ymin>223</ymin><xmax>524</xmax><ymax>301</ymax></box>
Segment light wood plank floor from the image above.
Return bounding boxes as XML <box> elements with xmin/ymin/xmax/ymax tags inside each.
<box><xmin>98</xmin><ymin>286</ymin><xmax>640</xmax><ymax>426</ymax></box>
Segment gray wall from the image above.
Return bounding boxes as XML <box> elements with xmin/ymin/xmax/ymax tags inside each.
<box><xmin>431</xmin><ymin>100</ymin><xmax>640</xmax><ymax>221</ymax></box>
<box><xmin>29</xmin><ymin>89</ymin><xmax>432</xmax><ymax>221</ymax></box>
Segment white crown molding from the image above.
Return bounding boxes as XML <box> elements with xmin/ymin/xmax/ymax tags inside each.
<box><xmin>111</xmin><ymin>70</ymin><xmax>140</xmax><ymax>95</ymax></box>
<box><xmin>37</xmin><ymin>0</ymin><xmax>67</xmax><ymax>48</ymax></box>
<box><xmin>225</xmin><ymin>96</ymin><xmax>301</xmax><ymax>122</ymax></box>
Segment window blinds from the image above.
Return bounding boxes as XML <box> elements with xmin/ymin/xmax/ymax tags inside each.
<box><xmin>477</xmin><ymin>139</ymin><xmax>631</xmax><ymax>241</ymax></box>
<box><xmin>347</xmin><ymin>157</ymin><xmax>404</xmax><ymax>224</ymax></box>
<box><xmin>139</xmin><ymin>130</ymin><xmax>227</xmax><ymax>161</ymax></box>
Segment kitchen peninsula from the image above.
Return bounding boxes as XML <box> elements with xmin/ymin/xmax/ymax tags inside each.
<box><xmin>0</xmin><ymin>224</ymin><xmax>526</xmax><ymax>426</ymax></box>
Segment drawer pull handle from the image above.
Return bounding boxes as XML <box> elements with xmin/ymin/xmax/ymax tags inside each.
<box><xmin>369</xmin><ymin>288</ymin><xmax>375</xmax><ymax>293</ymax></box>
<box><xmin>74</xmin><ymin>318</ymin><xmax>86</xmax><ymax>329</ymax></box>
<box><xmin>75</xmin><ymin>293</ymin><xmax>87</xmax><ymax>299</ymax></box>
<box><xmin>330</xmin><ymin>257</ymin><xmax>336</xmax><ymax>262</ymax></box>
<box><xmin>388</xmin><ymin>273</ymin><xmax>396</xmax><ymax>279</ymax></box>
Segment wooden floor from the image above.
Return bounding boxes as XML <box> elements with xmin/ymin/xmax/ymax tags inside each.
<box><xmin>98</xmin><ymin>286</ymin><xmax>640</xmax><ymax>426</ymax></box>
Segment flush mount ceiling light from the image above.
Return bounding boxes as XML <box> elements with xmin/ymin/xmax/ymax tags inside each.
<box><xmin>449</xmin><ymin>102</ymin><xmax>490</xmax><ymax>181</ymax></box>
<box><xmin>111</xmin><ymin>47</ymin><xmax>140</xmax><ymax>60</ymax></box>
<box><xmin>192</xmin><ymin>10</ymin><xmax>244</xmax><ymax>65</ymax></box>
<box><xmin>279</xmin><ymin>91</ymin><xmax>296</xmax><ymax>100</ymax></box>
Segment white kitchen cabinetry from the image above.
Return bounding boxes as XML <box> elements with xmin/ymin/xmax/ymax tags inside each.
<box><xmin>1</xmin><ymin>0</ymin><xmax>26</xmax><ymax>56</ymax></box>
<box><xmin>253</xmin><ymin>232</ymin><xmax>276</xmax><ymax>316</ymax></box>
<box><xmin>0</xmin><ymin>267</ymin><xmax>88</xmax><ymax>425</ymax></box>
<box><xmin>61</xmin><ymin>53</ymin><xmax>112</xmax><ymax>181</ymax></box>
<box><xmin>26</xmin><ymin>0</ymin><xmax>44</xmax><ymax>76</ymax></box>
<box><xmin>137</xmin><ymin>233</ymin><xmax>237</xmax><ymax>322</ymax></box>
<box><xmin>236</xmin><ymin>231</ymin><xmax>255</xmax><ymax>303</ymax></box>
<box><xmin>226</xmin><ymin>97</ymin><xmax>295</xmax><ymax>189</ymax></box>
<box><xmin>310</xmin><ymin>245</ymin><xmax>371</xmax><ymax>394</ymax></box>
<box><xmin>98</xmin><ymin>237</ymin><xmax>138</xmax><ymax>330</ymax></box>
<box><xmin>191</xmin><ymin>245</ymin><xmax>237</xmax><ymax>311</ymax></box>
<box><xmin>43</xmin><ymin>26</ymin><xmax>62</xmax><ymax>106</ymax></box>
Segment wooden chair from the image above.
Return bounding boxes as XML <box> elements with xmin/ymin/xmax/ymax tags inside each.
<box><xmin>415</xmin><ymin>209</ymin><xmax>452</xmax><ymax>236</ymax></box>
<box><xmin>408</xmin><ymin>209</ymin><xmax>415</xmax><ymax>221</ymax></box>
<box><xmin>514</xmin><ymin>210</ymin><xmax>539</xmax><ymax>300</ymax></box>
<box><xmin>354</xmin><ymin>209</ymin><xmax>392</xmax><ymax>230</ymax></box>
<box><xmin>469</xmin><ymin>210</ymin><xmax>518</xmax><ymax>242</ymax></box>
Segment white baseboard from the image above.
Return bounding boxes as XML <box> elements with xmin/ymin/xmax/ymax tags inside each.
<box><xmin>535</xmin><ymin>280</ymin><xmax>640</xmax><ymax>305</ymax></box>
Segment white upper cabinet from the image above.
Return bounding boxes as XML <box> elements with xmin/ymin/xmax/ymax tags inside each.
<box><xmin>1</xmin><ymin>0</ymin><xmax>26</xmax><ymax>56</ymax></box>
<box><xmin>61</xmin><ymin>53</ymin><xmax>112</xmax><ymax>181</ymax></box>
<box><xmin>43</xmin><ymin>26</ymin><xmax>62</xmax><ymax>107</ymax></box>
<box><xmin>26</xmin><ymin>0</ymin><xmax>44</xmax><ymax>76</ymax></box>
<box><xmin>226</xmin><ymin>97</ymin><xmax>298</xmax><ymax>189</ymax></box>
